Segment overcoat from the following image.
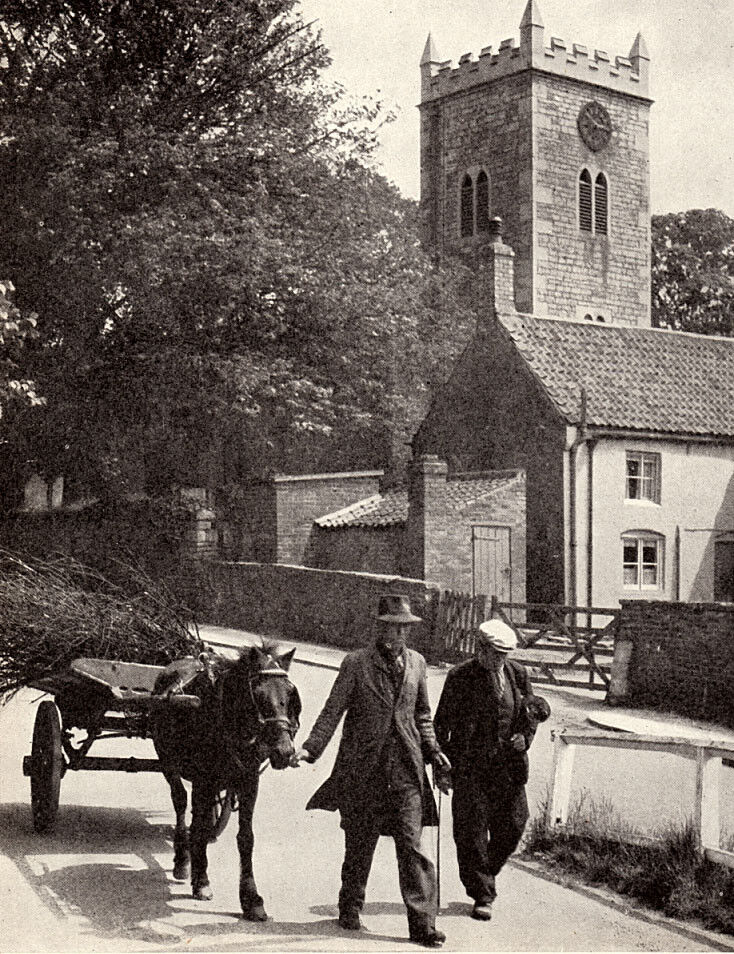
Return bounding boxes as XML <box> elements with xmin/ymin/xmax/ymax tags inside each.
<box><xmin>304</xmin><ymin>645</ymin><xmax>441</xmax><ymax>825</ymax></box>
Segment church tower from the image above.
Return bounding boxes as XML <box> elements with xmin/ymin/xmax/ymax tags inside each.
<box><xmin>419</xmin><ymin>0</ymin><xmax>652</xmax><ymax>326</ymax></box>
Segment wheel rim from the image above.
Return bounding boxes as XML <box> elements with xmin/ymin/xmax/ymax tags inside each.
<box><xmin>30</xmin><ymin>701</ymin><xmax>63</xmax><ymax>833</ymax></box>
<box><xmin>209</xmin><ymin>788</ymin><xmax>234</xmax><ymax>842</ymax></box>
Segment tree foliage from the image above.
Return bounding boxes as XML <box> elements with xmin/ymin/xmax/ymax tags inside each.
<box><xmin>0</xmin><ymin>281</ymin><xmax>43</xmax><ymax>419</ymax></box>
<box><xmin>0</xmin><ymin>1</ymin><xmax>477</xmax><ymax>498</ymax></box>
<box><xmin>651</xmin><ymin>209</ymin><xmax>734</xmax><ymax>337</ymax></box>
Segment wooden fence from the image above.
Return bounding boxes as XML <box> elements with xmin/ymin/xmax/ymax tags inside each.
<box><xmin>430</xmin><ymin>591</ymin><xmax>618</xmax><ymax>691</ymax></box>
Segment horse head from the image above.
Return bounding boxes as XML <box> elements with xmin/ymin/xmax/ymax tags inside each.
<box><xmin>235</xmin><ymin>642</ymin><xmax>301</xmax><ymax>771</ymax></box>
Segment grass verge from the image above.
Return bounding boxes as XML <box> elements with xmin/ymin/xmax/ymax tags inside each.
<box><xmin>523</xmin><ymin>790</ymin><xmax>734</xmax><ymax>936</ymax></box>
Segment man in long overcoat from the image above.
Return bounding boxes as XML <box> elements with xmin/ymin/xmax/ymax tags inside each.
<box><xmin>433</xmin><ymin>618</ymin><xmax>549</xmax><ymax>922</ymax></box>
<box><xmin>291</xmin><ymin>593</ymin><xmax>451</xmax><ymax>948</ymax></box>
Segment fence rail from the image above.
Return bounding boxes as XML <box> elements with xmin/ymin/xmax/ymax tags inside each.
<box><xmin>548</xmin><ymin>727</ymin><xmax>734</xmax><ymax>868</ymax></box>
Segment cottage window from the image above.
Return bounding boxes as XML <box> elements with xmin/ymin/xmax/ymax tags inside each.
<box><xmin>595</xmin><ymin>173</ymin><xmax>608</xmax><ymax>234</ymax></box>
<box><xmin>460</xmin><ymin>174</ymin><xmax>474</xmax><ymax>237</ymax></box>
<box><xmin>579</xmin><ymin>170</ymin><xmax>592</xmax><ymax>232</ymax></box>
<box><xmin>626</xmin><ymin>451</ymin><xmax>661</xmax><ymax>503</ymax></box>
<box><xmin>623</xmin><ymin>533</ymin><xmax>663</xmax><ymax>590</ymax></box>
<box><xmin>476</xmin><ymin>171</ymin><xmax>490</xmax><ymax>232</ymax></box>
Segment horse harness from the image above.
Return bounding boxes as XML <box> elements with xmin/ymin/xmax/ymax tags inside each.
<box><xmin>215</xmin><ymin>658</ymin><xmax>299</xmax><ymax>779</ymax></box>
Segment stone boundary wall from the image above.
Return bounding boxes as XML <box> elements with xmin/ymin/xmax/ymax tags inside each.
<box><xmin>608</xmin><ymin>600</ymin><xmax>734</xmax><ymax>728</ymax></box>
<box><xmin>180</xmin><ymin>561</ymin><xmax>441</xmax><ymax>659</ymax></box>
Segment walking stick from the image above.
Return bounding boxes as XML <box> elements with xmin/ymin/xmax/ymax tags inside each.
<box><xmin>436</xmin><ymin>785</ymin><xmax>442</xmax><ymax>910</ymax></box>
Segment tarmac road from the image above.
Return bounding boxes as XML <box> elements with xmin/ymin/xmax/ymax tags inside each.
<box><xmin>1</xmin><ymin>628</ymin><xmax>733</xmax><ymax>953</ymax></box>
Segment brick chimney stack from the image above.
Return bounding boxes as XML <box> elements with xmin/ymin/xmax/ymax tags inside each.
<box><xmin>486</xmin><ymin>217</ymin><xmax>517</xmax><ymax>316</ymax></box>
<box><xmin>405</xmin><ymin>454</ymin><xmax>448</xmax><ymax>582</ymax></box>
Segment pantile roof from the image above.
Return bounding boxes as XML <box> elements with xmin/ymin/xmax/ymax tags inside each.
<box><xmin>315</xmin><ymin>473</ymin><xmax>520</xmax><ymax>529</ymax></box>
<box><xmin>500</xmin><ymin>314</ymin><xmax>734</xmax><ymax>437</ymax></box>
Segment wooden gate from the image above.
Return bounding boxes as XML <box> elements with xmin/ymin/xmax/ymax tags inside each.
<box><xmin>491</xmin><ymin>597</ymin><xmax>618</xmax><ymax>690</ymax></box>
<box><xmin>429</xmin><ymin>591</ymin><xmax>617</xmax><ymax>690</ymax></box>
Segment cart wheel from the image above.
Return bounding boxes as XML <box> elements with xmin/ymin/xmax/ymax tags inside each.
<box><xmin>209</xmin><ymin>788</ymin><xmax>236</xmax><ymax>842</ymax></box>
<box><xmin>30</xmin><ymin>701</ymin><xmax>63</xmax><ymax>833</ymax></box>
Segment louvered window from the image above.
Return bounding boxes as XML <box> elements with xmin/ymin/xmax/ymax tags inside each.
<box><xmin>476</xmin><ymin>171</ymin><xmax>489</xmax><ymax>232</ymax></box>
<box><xmin>579</xmin><ymin>170</ymin><xmax>592</xmax><ymax>231</ymax></box>
<box><xmin>460</xmin><ymin>174</ymin><xmax>473</xmax><ymax>237</ymax></box>
<box><xmin>595</xmin><ymin>173</ymin><xmax>608</xmax><ymax>234</ymax></box>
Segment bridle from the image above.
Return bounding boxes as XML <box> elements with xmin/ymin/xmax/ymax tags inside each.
<box><xmin>216</xmin><ymin>662</ymin><xmax>300</xmax><ymax>775</ymax></box>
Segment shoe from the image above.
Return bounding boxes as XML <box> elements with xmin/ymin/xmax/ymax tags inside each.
<box><xmin>338</xmin><ymin>910</ymin><xmax>362</xmax><ymax>931</ymax></box>
<box><xmin>471</xmin><ymin>900</ymin><xmax>493</xmax><ymax>921</ymax></box>
<box><xmin>410</xmin><ymin>929</ymin><xmax>446</xmax><ymax>948</ymax></box>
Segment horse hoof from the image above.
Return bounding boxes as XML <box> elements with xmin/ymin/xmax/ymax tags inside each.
<box><xmin>192</xmin><ymin>884</ymin><xmax>213</xmax><ymax>901</ymax></box>
<box><xmin>173</xmin><ymin>862</ymin><xmax>190</xmax><ymax>881</ymax></box>
<box><xmin>242</xmin><ymin>905</ymin><xmax>268</xmax><ymax>922</ymax></box>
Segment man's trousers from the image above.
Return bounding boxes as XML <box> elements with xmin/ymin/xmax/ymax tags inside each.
<box><xmin>338</xmin><ymin>778</ymin><xmax>437</xmax><ymax>937</ymax></box>
<box><xmin>450</xmin><ymin>769</ymin><xmax>529</xmax><ymax>903</ymax></box>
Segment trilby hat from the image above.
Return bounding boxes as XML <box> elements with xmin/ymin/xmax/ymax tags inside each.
<box><xmin>375</xmin><ymin>593</ymin><xmax>422</xmax><ymax>624</ymax></box>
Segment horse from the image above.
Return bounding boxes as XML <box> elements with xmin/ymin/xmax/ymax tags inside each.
<box><xmin>150</xmin><ymin>641</ymin><xmax>301</xmax><ymax>920</ymax></box>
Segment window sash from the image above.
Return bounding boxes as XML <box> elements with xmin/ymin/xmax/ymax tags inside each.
<box><xmin>626</xmin><ymin>452</ymin><xmax>660</xmax><ymax>503</ymax></box>
<box><xmin>623</xmin><ymin>536</ymin><xmax>662</xmax><ymax>590</ymax></box>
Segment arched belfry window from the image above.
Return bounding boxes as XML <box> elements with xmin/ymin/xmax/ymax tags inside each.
<box><xmin>579</xmin><ymin>169</ymin><xmax>592</xmax><ymax>232</ymax></box>
<box><xmin>595</xmin><ymin>173</ymin><xmax>608</xmax><ymax>235</ymax></box>
<box><xmin>460</xmin><ymin>174</ymin><xmax>473</xmax><ymax>237</ymax></box>
<box><xmin>476</xmin><ymin>171</ymin><xmax>489</xmax><ymax>233</ymax></box>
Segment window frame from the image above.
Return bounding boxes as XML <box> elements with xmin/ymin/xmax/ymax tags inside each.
<box><xmin>594</xmin><ymin>172</ymin><xmax>608</xmax><ymax>235</ymax></box>
<box><xmin>625</xmin><ymin>451</ymin><xmax>661</xmax><ymax>504</ymax></box>
<box><xmin>622</xmin><ymin>532</ymin><xmax>664</xmax><ymax>591</ymax></box>
<box><xmin>579</xmin><ymin>169</ymin><xmax>593</xmax><ymax>232</ymax></box>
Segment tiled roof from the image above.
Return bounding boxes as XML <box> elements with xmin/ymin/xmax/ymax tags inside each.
<box><xmin>500</xmin><ymin>314</ymin><xmax>734</xmax><ymax>437</ymax></box>
<box><xmin>315</xmin><ymin>473</ymin><xmax>519</xmax><ymax>529</ymax></box>
<box><xmin>315</xmin><ymin>489</ymin><xmax>407</xmax><ymax>529</ymax></box>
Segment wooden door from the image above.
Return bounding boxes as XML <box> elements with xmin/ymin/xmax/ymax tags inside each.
<box><xmin>472</xmin><ymin>525</ymin><xmax>512</xmax><ymax>603</ymax></box>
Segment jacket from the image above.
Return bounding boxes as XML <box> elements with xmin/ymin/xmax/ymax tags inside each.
<box><xmin>304</xmin><ymin>645</ymin><xmax>441</xmax><ymax>824</ymax></box>
<box><xmin>433</xmin><ymin>657</ymin><xmax>537</xmax><ymax>785</ymax></box>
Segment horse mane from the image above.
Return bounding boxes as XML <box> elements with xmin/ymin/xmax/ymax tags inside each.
<box><xmin>214</xmin><ymin>638</ymin><xmax>283</xmax><ymax>676</ymax></box>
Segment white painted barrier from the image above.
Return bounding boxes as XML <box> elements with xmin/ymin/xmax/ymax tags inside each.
<box><xmin>548</xmin><ymin>727</ymin><xmax>734</xmax><ymax>868</ymax></box>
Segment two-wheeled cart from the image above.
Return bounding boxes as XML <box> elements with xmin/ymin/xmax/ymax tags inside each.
<box><xmin>23</xmin><ymin>657</ymin><xmax>234</xmax><ymax>836</ymax></box>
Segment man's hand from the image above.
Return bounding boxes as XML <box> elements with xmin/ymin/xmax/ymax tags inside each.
<box><xmin>290</xmin><ymin>747</ymin><xmax>314</xmax><ymax>767</ymax></box>
<box><xmin>509</xmin><ymin>733</ymin><xmax>526</xmax><ymax>753</ymax></box>
<box><xmin>432</xmin><ymin>751</ymin><xmax>452</xmax><ymax>794</ymax></box>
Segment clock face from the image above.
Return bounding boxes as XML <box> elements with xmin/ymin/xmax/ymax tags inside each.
<box><xmin>577</xmin><ymin>101</ymin><xmax>612</xmax><ymax>151</ymax></box>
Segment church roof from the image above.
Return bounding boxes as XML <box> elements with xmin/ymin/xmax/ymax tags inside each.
<box><xmin>315</xmin><ymin>472</ymin><xmax>520</xmax><ymax>529</ymax></box>
<box><xmin>499</xmin><ymin>314</ymin><xmax>734</xmax><ymax>438</ymax></box>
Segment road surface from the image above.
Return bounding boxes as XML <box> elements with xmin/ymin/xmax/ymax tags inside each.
<box><xmin>1</xmin><ymin>644</ymin><xmax>732</xmax><ymax>953</ymax></box>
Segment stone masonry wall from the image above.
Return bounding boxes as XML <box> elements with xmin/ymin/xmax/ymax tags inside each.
<box><xmin>414</xmin><ymin>320</ymin><xmax>566</xmax><ymax>604</ymax></box>
<box><xmin>308</xmin><ymin>525</ymin><xmax>402</xmax><ymax>575</ymax></box>
<box><xmin>533</xmin><ymin>73</ymin><xmax>651</xmax><ymax>324</ymax></box>
<box><xmin>185</xmin><ymin>561</ymin><xmax>439</xmax><ymax>658</ymax></box>
<box><xmin>609</xmin><ymin>600</ymin><xmax>734</xmax><ymax>728</ymax></box>
<box><xmin>420</xmin><ymin>73</ymin><xmax>535</xmax><ymax>312</ymax></box>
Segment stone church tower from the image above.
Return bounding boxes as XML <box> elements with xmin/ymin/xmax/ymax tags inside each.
<box><xmin>419</xmin><ymin>0</ymin><xmax>652</xmax><ymax>326</ymax></box>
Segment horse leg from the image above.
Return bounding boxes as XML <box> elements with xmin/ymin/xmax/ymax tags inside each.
<box><xmin>237</xmin><ymin>770</ymin><xmax>267</xmax><ymax>921</ymax></box>
<box><xmin>190</xmin><ymin>780</ymin><xmax>216</xmax><ymax>901</ymax></box>
<box><xmin>165</xmin><ymin>771</ymin><xmax>190</xmax><ymax>881</ymax></box>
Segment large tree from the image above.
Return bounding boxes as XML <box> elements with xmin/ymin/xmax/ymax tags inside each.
<box><xmin>0</xmin><ymin>1</ymin><xmax>477</xmax><ymax>501</ymax></box>
<box><xmin>651</xmin><ymin>209</ymin><xmax>734</xmax><ymax>337</ymax></box>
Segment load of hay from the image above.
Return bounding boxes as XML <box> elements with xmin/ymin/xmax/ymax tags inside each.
<box><xmin>0</xmin><ymin>550</ymin><xmax>203</xmax><ymax>699</ymax></box>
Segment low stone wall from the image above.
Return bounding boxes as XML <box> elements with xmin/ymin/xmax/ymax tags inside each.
<box><xmin>608</xmin><ymin>600</ymin><xmax>734</xmax><ymax>728</ymax></box>
<box><xmin>181</xmin><ymin>561</ymin><xmax>440</xmax><ymax>658</ymax></box>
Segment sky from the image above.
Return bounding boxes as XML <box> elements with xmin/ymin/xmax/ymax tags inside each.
<box><xmin>299</xmin><ymin>0</ymin><xmax>734</xmax><ymax>217</ymax></box>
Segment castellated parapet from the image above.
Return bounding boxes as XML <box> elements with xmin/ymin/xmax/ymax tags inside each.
<box><xmin>420</xmin><ymin>8</ymin><xmax>650</xmax><ymax>104</ymax></box>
